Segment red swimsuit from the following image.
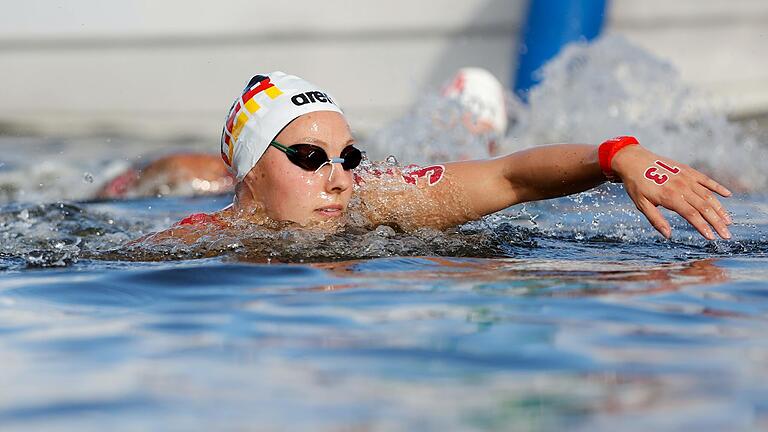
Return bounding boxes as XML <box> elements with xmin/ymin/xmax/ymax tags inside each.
<box><xmin>175</xmin><ymin>213</ymin><xmax>226</xmax><ymax>227</ymax></box>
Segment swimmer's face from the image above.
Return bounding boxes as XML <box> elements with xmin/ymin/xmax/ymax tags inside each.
<box><xmin>245</xmin><ymin>111</ymin><xmax>355</xmax><ymax>225</ymax></box>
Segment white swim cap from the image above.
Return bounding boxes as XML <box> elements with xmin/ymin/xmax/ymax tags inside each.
<box><xmin>220</xmin><ymin>71</ymin><xmax>344</xmax><ymax>181</ymax></box>
<box><xmin>442</xmin><ymin>67</ymin><xmax>508</xmax><ymax>135</ymax></box>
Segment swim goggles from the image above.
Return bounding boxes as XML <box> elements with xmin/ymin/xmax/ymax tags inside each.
<box><xmin>269</xmin><ymin>140</ymin><xmax>363</xmax><ymax>173</ymax></box>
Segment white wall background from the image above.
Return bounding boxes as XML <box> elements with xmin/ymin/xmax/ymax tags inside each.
<box><xmin>0</xmin><ymin>0</ymin><xmax>766</xmax><ymax>140</ymax></box>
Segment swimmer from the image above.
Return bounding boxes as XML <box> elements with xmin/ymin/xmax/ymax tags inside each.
<box><xmin>366</xmin><ymin>67</ymin><xmax>507</xmax><ymax>165</ymax></box>
<box><xmin>98</xmin><ymin>68</ymin><xmax>505</xmax><ymax>199</ymax></box>
<box><xmin>441</xmin><ymin>67</ymin><xmax>508</xmax><ymax>156</ymax></box>
<box><xmin>96</xmin><ymin>152</ymin><xmax>233</xmax><ymax>199</ymax></box>
<box><xmin>138</xmin><ymin>71</ymin><xmax>733</xmax><ymax>244</ymax></box>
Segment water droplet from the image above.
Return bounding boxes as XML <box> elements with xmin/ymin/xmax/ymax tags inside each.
<box><xmin>83</xmin><ymin>172</ymin><xmax>94</xmax><ymax>183</ymax></box>
<box><xmin>385</xmin><ymin>155</ymin><xmax>399</xmax><ymax>166</ymax></box>
<box><xmin>359</xmin><ymin>151</ymin><xmax>372</xmax><ymax>169</ymax></box>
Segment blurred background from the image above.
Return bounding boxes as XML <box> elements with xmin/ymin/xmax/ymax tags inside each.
<box><xmin>1</xmin><ymin>0</ymin><xmax>767</xmax><ymax>142</ymax></box>
<box><xmin>5</xmin><ymin>5</ymin><xmax>768</xmax><ymax>432</ymax></box>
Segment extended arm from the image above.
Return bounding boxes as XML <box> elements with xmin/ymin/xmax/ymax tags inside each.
<box><xmin>362</xmin><ymin>140</ymin><xmax>733</xmax><ymax>239</ymax></box>
<box><xmin>445</xmin><ymin>141</ymin><xmax>732</xmax><ymax>239</ymax></box>
<box><xmin>444</xmin><ymin>144</ymin><xmax>606</xmax><ymax>215</ymax></box>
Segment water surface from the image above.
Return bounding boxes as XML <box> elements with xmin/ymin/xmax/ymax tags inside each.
<box><xmin>1</xmin><ymin>192</ymin><xmax>767</xmax><ymax>431</ymax></box>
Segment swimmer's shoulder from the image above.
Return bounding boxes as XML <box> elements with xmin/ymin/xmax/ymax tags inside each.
<box><xmin>129</xmin><ymin>205</ymin><xmax>234</xmax><ymax>246</ymax></box>
<box><xmin>176</xmin><ymin>202</ymin><xmax>237</xmax><ymax>227</ymax></box>
<box><xmin>354</xmin><ymin>162</ymin><xmax>481</xmax><ymax>230</ymax></box>
<box><xmin>176</xmin><ymin>212</ymin><xmax>227</xmax><ymax>227</ymax></box>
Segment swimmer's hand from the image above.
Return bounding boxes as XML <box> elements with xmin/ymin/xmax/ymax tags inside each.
<box><xmin>612</xmin><ymin>145</ymin><xmax>733</xmax><ymax>240</ymax></box>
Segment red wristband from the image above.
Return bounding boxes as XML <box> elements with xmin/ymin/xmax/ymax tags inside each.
<box><xmin>598</xmin><ymin>136</ymin><xmax>639</xmax><ymax>180</ymax></box>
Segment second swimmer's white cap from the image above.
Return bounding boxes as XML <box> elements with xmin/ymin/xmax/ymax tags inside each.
<box><xmin>220</xmin><ymin>71</ymin><xmax>344</xmax><ymax>181</ymax></box>
<box><xmin>442</xmin><ymin>67</ymin><xmax>508</xmax><ymax>136</ymax></box>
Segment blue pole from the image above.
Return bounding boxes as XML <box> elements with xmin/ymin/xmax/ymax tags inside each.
<box><xmin>513</xmin><ymin>0</ymin><xmax>607</xmax><ymax>101</ymax></box>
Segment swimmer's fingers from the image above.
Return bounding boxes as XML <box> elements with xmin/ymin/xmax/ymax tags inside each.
<box><xmin>693</xmin><ymin>183</ymin><xmax>732</xmax><ymax>225</ymax></box>
<box><xmin>688</xmin><ymin>167</ymin><xmax>732</xmax><ymax>197</ymax></box>
<box><xmin>685</xmin><ymin>192</ymin><xmax>732</xmax><ymax>239</ymax></box>
<box><xmin>635</xmin><ymin>196</ymin><xmax>671</xmax><ymax>239</ymax></box>
<box><xmin>665</xmin><ymin>197</ymin><xmax>718</xmax><ymax>241</ymax></box>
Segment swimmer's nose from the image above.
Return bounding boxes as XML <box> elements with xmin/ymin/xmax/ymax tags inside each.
<box><xmin>313</xmin><ymin>158</ymin><xmax>345</xmax><ymax>176</ymax></box>
<box><xmin>320</xmin><ymin>159</ymin><xmax>352</xmax><ymax>193</ymax></box>
<box><xmin>314</xmin><ymin>158</ymin><xmax>346</xmax><ymax>181</ymax></box>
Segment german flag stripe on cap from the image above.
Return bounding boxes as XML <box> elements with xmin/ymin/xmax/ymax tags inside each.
<box><xmin>221</xmin><ymin>75</ymin><xmax>287</xmax><ymax>169</ymax></box>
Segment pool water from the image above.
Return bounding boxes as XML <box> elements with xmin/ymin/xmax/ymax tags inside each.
<box><xmin>2</xmin><ymin>36</ymin><xmax>768</xmax><ymax>431</ymax></box>
<box><xmin>1</xmin><ymin>191</ymin><xmax>767</xmax><ymax>431</ymax></box>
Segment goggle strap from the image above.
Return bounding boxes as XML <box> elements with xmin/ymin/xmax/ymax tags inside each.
<box><xmin>270</xmin><ymin>140</ymin><xmax>297</xmax><ymax>154</ymax></box>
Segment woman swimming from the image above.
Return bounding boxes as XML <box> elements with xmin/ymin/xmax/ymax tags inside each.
<box><xmin>97</xmin><ymin>68</ymin><xmax>505</xmax><ymax>200</ymax></box>
<box><xmin>139</xmin><ymin>71</ymin><xmax>732</xmax><ymax>244</ymax></box>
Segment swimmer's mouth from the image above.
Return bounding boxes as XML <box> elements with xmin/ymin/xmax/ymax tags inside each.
<box><xmin>315</xmin><ymin>205</ymin><xmax>343</xmax><ymax>217</ymax></box>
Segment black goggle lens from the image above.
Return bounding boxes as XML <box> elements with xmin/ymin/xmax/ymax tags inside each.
<box><xmin>288</xmin><ymin>145</ymin><xmax>329</xmax><ymax>171</ymax></box>
<box><xmin>283</xmin><ymin>144</ymin><xmax>362</xmax><ymax>171</ymax></box>
<box><xmin>340</xmin><ymin>146</ymin><xmax>362</xmax><ymax>170</ymax></box>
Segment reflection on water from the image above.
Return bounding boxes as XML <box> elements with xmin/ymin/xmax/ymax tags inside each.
<box><xmin>312</xmin><ymin>256</ymin><xmax>730</xmax><ymax>292</ymax></box>
<box><xmin>1</xmin><ymin>252</ymin><xmax>768</xmax><ymax>431</ymax></box>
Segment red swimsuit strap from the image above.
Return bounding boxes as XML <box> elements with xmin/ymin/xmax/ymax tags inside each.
<box><xmin>175</xmin><ymin>212</ymin><xmax>226</xmax><ymax>227</ymax></box>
